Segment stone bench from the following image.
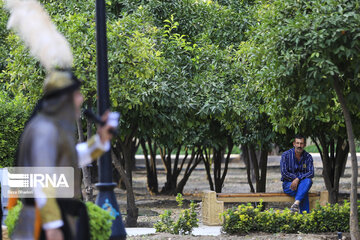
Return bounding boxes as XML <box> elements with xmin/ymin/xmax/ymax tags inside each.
<box><xmin>202</xmin><ymin>190</ymin><xmax>329</xmax><ymax>225</ymax></box>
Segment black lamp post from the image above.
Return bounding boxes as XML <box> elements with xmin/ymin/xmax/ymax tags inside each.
<box><xmin>95</xmin><ymin>0</ymin><xmax>126</xmax><ymax>239</ymax></box>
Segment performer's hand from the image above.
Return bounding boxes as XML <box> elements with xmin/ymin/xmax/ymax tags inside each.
<box><xmin>45</xmin><ymin>228</ymin><xmax>63</xmax><ymax>240</ymax></box>
<box><xmin>97</xmin><ymin>110</ymin><xmax>115</xmax><ymax>144</ymax></box>
<box><xmin>290</xmin><ymin>178</ymin><xmax>300</xmax><ymax>191</ymax></box>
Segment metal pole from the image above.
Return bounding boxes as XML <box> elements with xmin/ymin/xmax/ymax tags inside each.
<box><xmin>95</xmin><ymin>0</ymin><xmax>126</xmax><ymax>239</ymax></box>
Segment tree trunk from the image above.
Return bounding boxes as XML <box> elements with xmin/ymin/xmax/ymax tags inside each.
<box><xmin>175</xmin><ymin>149</ymin><xmax>202</xmax><ymax>194</ymax></box>
<box><xmin>333</xmin><ymin>77</ymin><xmax>359</xmax><ymax>239</ymax></box>
<box><xmin>257</xmin><ymin>148</ymin><xmax>268</xmax><ymax>193</ymax></box>
<box><xmin>131</xmin><ymin>140</ymin><xmax>139</xmax><ymax>170</ymax></box>
<box><xmin>116</xmin><ymin>126</ymin><xmax>138</xmax><ymax>227</ymax></box>
<box><xmin>113</xmin><ymin>143</ymin><xmax>126</xmax><ymax>190</ymax></box>
<box><xmin>119</xmin><ymin>137</ymin><xmax>138</xmax><ymax>227</ymax></box>
<box><xmin>314</xmin><ymin>136</ymin><xmax>335</xmax><ymax>203</ymax></box>
<box><xmin>248</xmin><ymin>145</ymin><xmax>260</xmax><ymax>190</ymax></box>
<box><xmin>111</xmin><ymin>150</ymin><xmax>138</xmax><ymax>227</ymax></box>
<box><xmin>334</xmin><ymin>139</ymin><xmax>349</xmax><ymax>200</ymax></box>
<box><xmin>202</xmin><ymin>148</ymin><xmax>214</xmax><ymax>191</ymax></box>
<box><xmin>213</xmin><ymin>138</ymin><xmax>233</xmax><ymax>193</ymax></box>
<box><xmin>314</xmin><ymin>135</ymin><xmax>349</xmax><ymax>204</ymax></box>
<box><xmin>160</xmin><ymin>147</ymin><xmax>177</xmax><ymax>194</ymax></box>
<box><xmin>159</xmin><ymin>145</ymin><xmax>200</xmax><ymax>195</ymax></box>
<box><xmin>76</xmin><ymin>119</ymin><xmax>93</xmax><ymax>202</ymax></box>
<box><xmin>220</xmin><ymin>139</ymin><xmax>233</xmax><ymax>188</ymax></box>
<box><xmin>140</xmin><ymin>138</ymin><xmax>158</xmax><ymax>194</ymax></box>
<box><xmin>246</xmin><ymin>144</ymin><xmax>268</xmax><ymax>193</ymax></box>
<box><xmin>242</xmin><ymin>144</ymin><xmax>255</xmax><ymax>193</ymax></box>
<box><xmin>213</xmin><ymin>147</ymin><xmax>223</xmax><ymax>193</ymax></box>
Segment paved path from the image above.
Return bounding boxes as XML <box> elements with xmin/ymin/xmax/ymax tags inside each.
<box><xmin>126</xmin><ymin>225</ymin><xmax>222</xmax><ymax>236</ymax></box>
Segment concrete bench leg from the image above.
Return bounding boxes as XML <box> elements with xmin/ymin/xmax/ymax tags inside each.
<box><xmin>319</xmin><ymin>191</ymin><xmax>329</xmax><ymax>206</ymax></box>
<box><xmin>309</xmin><ymin>197</ymin><xmax>317</xmax><ymax>211</ymax></box>
<box><xmin>309</xmin><ymin>191</ymin><xmax>329</xmax><ymax>211</ymax></box>
<box><xmin>202</xmin><ymin>191</ymin><xmax>224</xmax><ymax>226</ymax></box>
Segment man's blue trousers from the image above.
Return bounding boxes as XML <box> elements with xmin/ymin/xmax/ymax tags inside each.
<box><xmin>282</xmin><ymin>178</ymin><xmax>312</xmax><ymax>213</ymax></box>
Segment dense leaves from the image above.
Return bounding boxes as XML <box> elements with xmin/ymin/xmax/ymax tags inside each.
<box><xmin>222</xmin><ymin>201</ymin><xmax>358</xmax><ymax>234</ymax></box>
<box><xmin>5</xmin><ymin>201</ymin><xmax>114</xmax><ymax>240</ymax></box>
<box><xmin>0</xmin><ymin>92</ymin><xmax>29</xmax><ymax>167</ymax></box>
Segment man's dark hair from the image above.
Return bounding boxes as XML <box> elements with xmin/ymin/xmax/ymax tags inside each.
<box><xmin>294</xmin><ymin>134</ymin><xmax>306</xmax><ymax>142</ymax></box>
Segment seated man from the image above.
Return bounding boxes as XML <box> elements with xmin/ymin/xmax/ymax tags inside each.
<box><xmin>280</xmin><ymin>134</ymin><xmax>314</xmax><ymax>213</ymax></box>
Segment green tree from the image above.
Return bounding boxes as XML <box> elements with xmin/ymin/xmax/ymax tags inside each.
<box><xmin>238</xmin><ymin>0</ymin><xmax>360</xmax><ymax>237</ymax></box>
<box><xmin>0</xmin><ymin>1</ymin><xmax>9</xmax><ymax>74</ymax></box>
<box><xmin>0</xmin><ymin>92</ymin><xmax>29</xmax><ymax>167</ymax></box>
<box><xmin>144</xmin><ymin>0</ymin><xmax>250</xmax><ymax>48</ymax></box>
<box><xmin>1</xmin><ymin>0</ymin><xmax>166</xmax><ymax>227</ymax></box>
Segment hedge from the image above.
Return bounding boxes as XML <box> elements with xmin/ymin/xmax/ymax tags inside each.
<box><xmin>5</xmin><ymin>201</ymin><xmax>114</xmax><ymax>240</ymax></box>
<box><xmin>0</xmin><ymin>93</ymin><xmax>29</xmax><ymax>167</ymax></box>
<box><xmin>222</xmin><ymin>200</ymin><xmax>357</xmax><ymax>234</ymax></box>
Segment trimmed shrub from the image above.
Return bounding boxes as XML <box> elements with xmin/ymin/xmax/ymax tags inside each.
<box><xmin>85</xmin><ymin>201</ymin><xmax>115</xmax><ymax>240</ymax></box>
<box><xmin>4</xmin><ymin>200</ymin><xmax>23</xmax><ymax>236</ymax></box>
<box><xmin>222</xmin><ymin>200</ymin><xmax>356</xmax><ymax>234</ymax></box>
<box><xmin>5</xmin><ymin>201</ymin><xmax>114</xmax><ymax>239</ymax></box>
<box><xmin>0</xmin><ymin>93</ymin><xmax>30</xmax><ymax>167</ymax></box>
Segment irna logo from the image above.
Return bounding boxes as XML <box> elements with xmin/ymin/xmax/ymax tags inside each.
<box><xmin>1</xmin><ymin>167</ymin><xmax>74</xmax><ymax>198</ymax></box>
<box><xmin>7</xmin><ymin>173</ymin><xmax>69</xmax><ymax>188</ymax></box>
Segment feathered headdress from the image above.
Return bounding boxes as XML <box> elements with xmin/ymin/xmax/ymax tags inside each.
<box><xmin>5</xmin><ymin>0</ymin><xmax>80</xmax><ymax>97</ymax></box>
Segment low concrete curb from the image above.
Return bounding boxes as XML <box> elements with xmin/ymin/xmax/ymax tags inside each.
<box><xmin>125</xmin><ymin>225</ymin><xmax>222</xmax><ymax>236</ymax></box>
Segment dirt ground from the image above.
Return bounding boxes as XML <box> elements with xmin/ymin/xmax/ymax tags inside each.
<box><xmin>92</xmin><ymin>156</ymin><xmax>358</xmax><ymax>239</ymax></box>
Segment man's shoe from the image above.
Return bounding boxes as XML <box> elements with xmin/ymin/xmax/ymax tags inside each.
<box><xmin>290</xmin><ymin>203</ymin><xmax>299</xmax><ymax>213</ymax></box>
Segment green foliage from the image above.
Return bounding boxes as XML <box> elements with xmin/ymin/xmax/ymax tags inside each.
<box><xmin>154</xmin><ymin>194</ymin><xmax>199</xmax><ymax>235</ymax></box>
<box><xmin>1</xmin><ymin>0</ymin><xmax>166</xmax><ymax>142</ymax></box>
<box><xmin>1</xmin><ymin>0</ymin><xmax>335</xmax><ymax>197</ymax></box>
<box><xmin>173</xmin><ymin>201</ymin><xmax>199</xmax><ymax>235</ymax></box>
<box><xmin>0</xmin><ymin>1</ymin><xmax>9</xmax><ymax>73</ymax></box>
<box><xmin>154</xmin><ymin>210</ymin><xmax>174</xmax><ymax>233</ymax></box>
<box><xmin>107</xmin><ymin>6</ymin><xmax>165</xmax><ymax>114</ymax></box>
<box><xmin>85</xmin><ymin>201</ymin><xmax>115</xmax><ymax>240</ymax></box>
<box><xmin>0</xmin><ymin>92</ymin><xmax>30</xmax><ymax>167</ymax></box>
<box><xmin>144</xmin><ymin>0</ymin><xmax>251</xmax><ymax>48</ymax></box>
<box><xmin>2</xmin><ymin>1</ymin><xmax>97</xmax><ymax>105</ymax></box>
<box><xmin>5</xmin><ymin>201</ymin><xmax>114</xmax><ymax>240</ymax></box>
<box><xmin>5</xmin><ymin>200</ymin><xmax>23</xmax><ymax>236</ymax></box>
<box><xmin>304</xmin><ymin>145</ymin><xmax>320</xmax><ymax>153</ymax></box>
<box><xmin>222</xmin><ymin>200</ymin><xmax>358</xmax><ymax>234</ymax></box>
<box><xmin>176</xmin><ymin>193</ymin><xmax>184</xmax><ymax>207</ymax></box>
<box><xmin>0</xmin><ymin>0</ymin><xmax>256</xmax><ymax>151</ymax></box>
<box><xmin>237</xmin><ymin>0</ymin><xmax>360</xmax><ymax>136</ymax></box>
